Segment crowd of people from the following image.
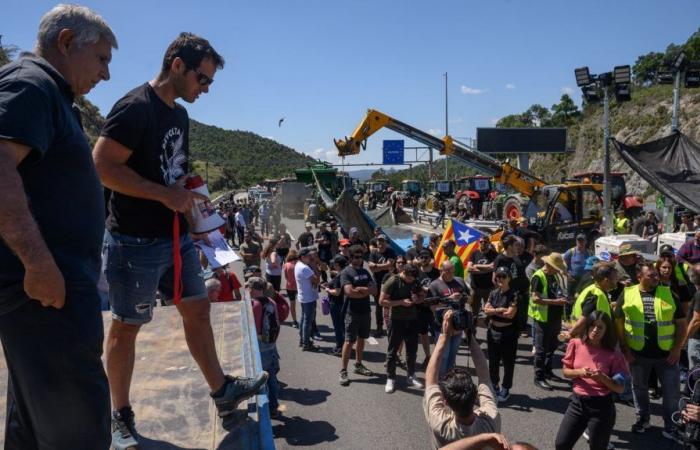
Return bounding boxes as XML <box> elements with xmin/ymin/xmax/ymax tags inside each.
<box><xmin>201</xmin><ymin>212</ymin><xmax>700</xmax><ymax>449</ymax></box>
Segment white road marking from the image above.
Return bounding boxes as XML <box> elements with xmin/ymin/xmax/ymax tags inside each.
<box><xmin>367</xmin><ymin>337</ymin><xmax>379</xmax><ymax>346</ymax></box>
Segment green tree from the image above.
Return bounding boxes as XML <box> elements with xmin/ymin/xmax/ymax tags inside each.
<box><xmin>632</xmin><ymin>51</ymin><xmax>664</xmax><ymax>86</ymax></box>
<box><xmin>524</xmin><ymin>104</ymin><xmax>552</xmax><ymax>127</ymax></box>
<box><xmin>496</xmin><ymin>113</ymin><xmax>530</xmax><ymax>128</ymax></box>
<box><xmin>683</xmin><ymin>27</ymin><xmax>700</xmax><ymax>61</ymax></box>
<box><xmin>551</xmin><ymin>94</ymin><xmax>580</xmax><ymax>127</ymax></box>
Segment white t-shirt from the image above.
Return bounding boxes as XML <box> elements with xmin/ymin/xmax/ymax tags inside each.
<box><xmin>295</xmin><ymin>262</ymin><xmax>318</xmax><ymax>303</ymax></box>
<box><xmin>235</xmin><ymin>211</ymin><xmax>246</xmax><ymax>228</ymax></box>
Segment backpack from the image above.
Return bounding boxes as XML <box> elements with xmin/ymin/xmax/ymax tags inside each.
<box><xmin>256</xmin><ymin>296</ymin><xmax>281</xmax><ymax>344</ymax></box>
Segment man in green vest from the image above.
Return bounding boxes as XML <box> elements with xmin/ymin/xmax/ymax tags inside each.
<box><xmin>614</xmin><ymin>262</ymin><xmax>687</xmax><ymax>442</ymax></box>
<box><xmin>528</xmin><ymin>252</ymin><xmax>568</xmax><ymax>391</ymax></box>
<box><xmin>567</xmin><ymin>262</ymin><xmax>619</xmax><ymax>337</ymax></box>
<box><xmin>614</xmin><ymin>209</ymin><xmax>631</xmax><ymax>234</ymax></box>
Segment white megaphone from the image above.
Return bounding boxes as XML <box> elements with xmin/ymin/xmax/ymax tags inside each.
<box><xmin>185</xmin><ymin>175</ymin><xmax>226</xmax><ymax>233</ymax></box>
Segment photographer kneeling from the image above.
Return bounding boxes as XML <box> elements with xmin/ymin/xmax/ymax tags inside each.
<box><xmin>424</xmin><ymin>310</ymin><xmax>500</xmax><ymax>449</ymax></box>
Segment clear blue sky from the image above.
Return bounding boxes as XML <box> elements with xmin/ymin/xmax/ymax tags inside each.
<box><xmin>4</xmin><ymin>0</ymin><xmax>699</xmax><ymax>169</ymax></box>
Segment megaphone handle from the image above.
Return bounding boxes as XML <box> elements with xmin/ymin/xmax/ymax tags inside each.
<box><xmin>173</xmin><ymin>212</ymin><xmax>183</xmax><ymax>305</ymax></box>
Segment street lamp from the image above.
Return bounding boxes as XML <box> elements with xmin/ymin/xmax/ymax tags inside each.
<box><xmin>573</xmin><ymin>64</ymin><xmax>631</xmax><ymax>237</ymax></box>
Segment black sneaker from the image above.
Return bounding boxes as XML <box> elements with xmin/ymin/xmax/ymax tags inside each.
<box><xmin>354</xmin><ymin>362</ymin><xmax>373</xmax><ymax>376</ymax></box>
<box><xmin>112</xmin><ymin>406</ymin><xmax>139</xmax><ymax>450</ymax></box>
<box><xmin>332</xmin><ymin>346</ymin><xmax>342</xmax><ymax>356</ymax></box>
<box><xmin>396</xmin><ymin>358</ymin><xmax>407</xmax><ymax>371</ymax></box>
<box><xmin>292</xmin><ymin>321</ymin><xmax>299</xmax><ymax>329</ymax></box>
<box><xmin>372</xmin><ymin>330</ymin><xmax>385</xmax><ymax>338</ymax></box>
<box><xmin>631</xmin><ymin>416</ymin><xmax>650</xmax><ymax>434</ymax></box>
<box><xmin>339</xmin><ymin>369</ymin><xmax>350</xmax><ymax>386</ymax></box>
<box><xmin>662</xmin><ymin>426</ymin><xmax>683</xmax><ymax>443</ymax></box>
<box><xmin>212</xmin><ymin>373</ymin><xmax>269</xmax><ymax>418</ymax></box>
<box><xmin>545</xmin><ymin>372</ymin><xmax>566</xmax><ymax>383</ymax></box>
<box><xmin>302</xmin><ymin>343</ymin><xmax>319</xmax><ymax>352</ymax></box>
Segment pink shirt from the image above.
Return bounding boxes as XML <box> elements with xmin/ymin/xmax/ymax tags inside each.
<box><xmin>284</xmin><ymin>261</ymin><xmax>297</xmax><ymax>291</ymax></box>
<box><xmin>562</xmin><ymin>338</ymin><xmax>629</xmax><ymax>397</ymax></box>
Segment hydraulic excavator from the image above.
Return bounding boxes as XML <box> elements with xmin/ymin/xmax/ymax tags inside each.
<box><xmin>334</xmin><ymin>109</ymin><xmax>605</xmax><ymax>251</ymax></box>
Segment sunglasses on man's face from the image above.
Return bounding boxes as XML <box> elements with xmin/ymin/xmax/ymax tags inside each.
<box><xmin>191</xmin><ymin>67</ymin><xmax>214</xmax><ymax>86</ymax></box>
<box><xmin>495</xmin><ymin>275</ymin><xmax>508</xmax><ymax>280</ymax></box>
<box><xmin>396</xmin><ymin>260</ymin><xmax>406</xmax><ymax>265</ymax></box>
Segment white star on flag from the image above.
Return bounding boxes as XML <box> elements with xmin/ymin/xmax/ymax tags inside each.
<box><xmin>457</xmin><ymin>229</ymin><xmax>473</xmax><ymax>245</ymax></box>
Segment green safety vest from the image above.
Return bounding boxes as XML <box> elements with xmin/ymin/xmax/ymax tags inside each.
<box><xmin>621</xmin><ymin>285</ymin><xmax>676</xmax><ymax>351</ymax></box>
<box><xmin>614</xmin><ymin>217</ymin><xmax>629</xmax><ymax>234</ymax></box>
<box><xmin>675</xmin><ymin>263</ymin><xmax>690</xmax><ymax>286</ymax></box>
<box><xmin>572</xmin><ymin>284</ymin><xmax>611</xmax><ymax>320</ymax></box>
<box><xmin>528</xmin><ymin>269</ymin><xmax>549</xmax><ymax>322</ymax></box>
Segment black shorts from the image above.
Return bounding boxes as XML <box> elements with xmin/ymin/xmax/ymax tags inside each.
<box><xmin>416</xmin><ymin>306</ymin><xmax>434</xmax><ymax>335</ymax></box>
<box><xmin>287</xmin><ymin>290</ymin><xmax>297</xmax><ymax>302</ymax></box>
<box><xmin>345</xmin><ymin>311</ymin><xmax>371</xmax><ymax>342</ymax></box>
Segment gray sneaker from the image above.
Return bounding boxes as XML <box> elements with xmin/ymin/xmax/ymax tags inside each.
<box><xmin>212</xmin><ymin>373</ymin><xmax>269</xmax><ymax>418</ymax></box>
<box><xmin>111</xmin><ymin>406</ymin><xmax>139</xmax><ymax>450</ymax></box>
<box><xmin>339</xmin><ymin>369</ymin><xmax>350</xmax><ymax>386</ymax></box>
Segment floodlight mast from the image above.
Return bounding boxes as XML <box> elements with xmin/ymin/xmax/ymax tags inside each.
<box><xmin>602</xmin><ymin>85</ymin><xmax>612</xmax><ymax>237</ymax></box>
<box><xmin>672</xmin><ymin>68</ymin><xmax>682</xmax><ymax>132</ymax></box>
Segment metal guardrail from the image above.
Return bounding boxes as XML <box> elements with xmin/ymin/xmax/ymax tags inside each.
<box><xmin>239</xmin><ymin>297</ymin><xmax>276</xmax><ymax>449</ymax></box>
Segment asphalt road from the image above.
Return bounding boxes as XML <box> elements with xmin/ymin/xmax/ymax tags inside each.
<box><xmin>268</xmin><ymin>217</ymin><xmax>681</xmax><ymax>450</ymax></box>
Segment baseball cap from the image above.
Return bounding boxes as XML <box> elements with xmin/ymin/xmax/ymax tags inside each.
<box><xmin>333</xmin><ymin>255</ymin><xmax>348</xmax><ymax>266</ymax></box>
<box><xmin>305</xmin><ymin>221</ymin><xmax>312</xmax><ymax>227</ymax></box>
<box><xmin>299</xmin><ymin>247</ymin><xmax>315</xmax><ymax>257</ymax></box>
<box><xmin>377</xmin><ymin>234</ymin><xmax>388</xmax><ymax>241</ymax></box>
<box><xmin>494</xmin><ymin>267</ymin><xmax>510</xmax><ymax>277</ymax></box>
<box><xmin>419</xmin><ymin>249</ymin><xmax>432</xmax><ymax>258</ymax></box>
<box><xmin>339</xmin><ymin>238</ymin><xmax>351</xmax><ymax>247</ymax></box>
<box><xmin>659</xmin><ymin>244</ymin><xmax>675</xmax><ymax>256</ymax></box>
<box><xmin>576</xmin><ymin>233</ymin><xmax>587</xmax><ymax>241</ymax></box>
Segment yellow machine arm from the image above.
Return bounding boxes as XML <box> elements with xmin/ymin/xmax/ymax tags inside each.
<box><xmin>334</xmin><ymin>109</ymin><xmax>547</xmax><ymax>198</ymax></box>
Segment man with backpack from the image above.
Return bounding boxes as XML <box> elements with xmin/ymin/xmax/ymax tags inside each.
<box><xmin>563</xmin><ymin>234</ymin><xmax>590</xmax><ymax>316</ymax></box>
<box><xmin>249</xmin><ymin>277</ymin><xmax>289</xmax><ymax>419</ymax></box>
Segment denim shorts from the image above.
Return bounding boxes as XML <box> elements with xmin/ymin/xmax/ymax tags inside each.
<box><xmin>104</xmin><ymin>232</ymin><xmax>206</xmax><ymax>325</ymax></box>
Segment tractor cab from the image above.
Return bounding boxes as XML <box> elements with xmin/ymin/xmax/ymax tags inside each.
<box><xmin>524</xmin><ymin>183</ymin><xmax>604</xmax><ymax>251</ymax></box>
<box><xmin>572</xmin><ymin>172</ymin><xmax>643</xmax><ymax>218</ymax></box>
<box><xmin>401</xmin><ymin>179</ymin><xmax>422</xmax><ymax>198</ymax></box>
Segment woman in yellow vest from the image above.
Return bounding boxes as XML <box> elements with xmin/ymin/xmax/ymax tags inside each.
<box><xmin>529</xmin><ymin>252</ymin><xmax>569</xmax><ymax>391</ymax></box>
<box><xmin>613</xmin><ymin>262</ymin><xmax>687</xmax><ymax>441</ymax></box>
<box><xmin>613</xmin><ymin>210</ymin><xmax>630</xmax><ymax>235</ymax></box>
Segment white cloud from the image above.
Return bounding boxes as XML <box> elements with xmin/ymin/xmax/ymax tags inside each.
<box><xmin>324</xmin><ymin>150</ymin><xmax>338</xmax><ymax>161</ymax></box>
<box><xmin>265</xmin><ymin>136</ymin><xmax>275</xmax><ymax>140</ymax></box>
<box><xmin>505</xmin><ymin>83</ymin><xmax>516</xmax><ymax>90</ymax></box>
<box><xmin>460</xmin><ymin>85</ymin><xmax>484</xmax><ymax>95</ymax></box>
<box><xmin>312</xmin><ymin>147</ymin><xmax>325</xmax><ymax>157</ymax></box>
<box><xmin>490</xmin><ymin>118</ymin><xmax>499</xmax><ymax>125</ymax></box>
<box><xmin>428</xmin><ymin>128</ymin><xmax>442</xmax><ymax>136</ymax></box>
<box><xmin>561</xmin><ymin>86</ymin><xmax>574</xmax><ymax>95</ymax></box>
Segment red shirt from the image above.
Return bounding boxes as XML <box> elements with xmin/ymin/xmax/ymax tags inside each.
<box><xmin>284</xmin><ymin>261</ymin><xmax>297</xmax><ymax>291</ymax></box>
<box><xmin>562</xmin><ymin>338</ymin><xmax>629</xmax><ymax>397</ymax></box>
<box><xmin>216</xmin><ymin>271</ymin><xmax>242</xmax><ymax>302</ymax></box>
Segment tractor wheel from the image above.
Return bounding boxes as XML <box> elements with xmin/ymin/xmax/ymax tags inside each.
<box><xmin>426</xmin><ymin>196</ymin><xmax>435</xmax><ymax>212</ymax></box>
<box><xmin>503</xmin><ymin>197</ymin><xmax>522</xmax><ymax>220</ymax></box>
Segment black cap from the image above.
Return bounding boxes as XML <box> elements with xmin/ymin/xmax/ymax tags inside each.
<box><xmin>495</xmin><ymin>267</ymin><xmax>510</xmax><ymax>277</ymax></box>
<box><xmin>244</xmin><ymin>265</ymin><xmax>260</xmax><ymax>274</ymax></box>
<box><xmin>659</xmin><ymin>244</ymin><xmax>675</xmax><ymax>256</ymax></box>
<box><xmin>377</xmin><ymin>234</ymin><xmax>388</xmax><ymax>241</ymax></box>
<box><xmin>299</xmin><ymin>247</ymin><xmax>315</xmax><ymax>257</ymax></box>
<box><xmin>576</xmin><ymin>233</ymin><xmax>587</xmax><ymax>241</ymax></box>
<box><xmin>333</xmin><ymin>255</ymin><xmax>348</xmax><ymax>266</ymax></box>
<box><xmin>419</xmin><ymin>249</ymin><xmax>432</xmax><ymax>258</ymax></box>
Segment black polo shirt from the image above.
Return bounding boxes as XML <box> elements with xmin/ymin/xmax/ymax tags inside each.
<box><xmin>0</xmin><ymin>54</ymin><xmax>104</xmax><ymax>314</ymax></box>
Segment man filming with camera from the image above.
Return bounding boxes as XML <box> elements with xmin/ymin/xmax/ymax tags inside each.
<box><xmin>429</xmin><ymin>260</ymin><xmax>472</xmax><ymax>376</ymax></box>
<box><xmin>424</xmin><ymin>309</ymin><xmax>501</xmax><ymax>449</ymax></box>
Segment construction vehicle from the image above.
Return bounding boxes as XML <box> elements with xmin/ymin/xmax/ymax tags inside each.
<box><xmin>335</xmin><ymin>109</ymin><xmax>606</xmax><ymax>251</ymax></box>
<box><xmin>571</xmin><ymin>172</ymin><xmax>644</xmax><ymax>218</ymax></box>
<box><xmin>401</xmin><ymin>179</ymin><xmax>422</xmax><ymax>198</ymax></box>
<box><xmin>425</xmin><ymin>180</ymin><xmax>453</xmax><ymax>212</ymax></box>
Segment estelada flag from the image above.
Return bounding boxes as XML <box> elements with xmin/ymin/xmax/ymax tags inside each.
<box><xmin>434</xmin><ymin>219</ymin><xmax>484</xmax><ymax>269</ymax></box>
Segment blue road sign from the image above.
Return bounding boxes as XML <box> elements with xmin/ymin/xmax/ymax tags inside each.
<box><xmin>383</xmin><ymin>140</ymin><xmax>404</xmax><ymax>165</ymax></box>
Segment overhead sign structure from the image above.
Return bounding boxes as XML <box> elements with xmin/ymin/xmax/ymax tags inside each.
<box><xmin>383</xmin><ymin>140</ymin><xmax>405</xmax><ymax>164</ymax></box>
<box><xmin>476</xmin><ymin>128</ymin><xmax>568</xmax><ymax>154</ymax></box>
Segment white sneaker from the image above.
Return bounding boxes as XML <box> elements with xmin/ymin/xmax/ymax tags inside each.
<box><xmin>407</xmin><ymin>376</ymin><xmax>424</xmax><ymax>389</ymax></box>
<box><xmin>385</xmin><ymin>378</ymin><xmax>395</xmax><ymax>393</ymax></box>
<box><xmin>531</xmin><ymin>346</ymin><xmax>536</xmax><ymax>355</ymax></box>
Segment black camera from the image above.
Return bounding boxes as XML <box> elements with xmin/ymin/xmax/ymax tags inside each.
<box><xmin>434</xmin><ymin>300</ymin><xmax>472</xmax><ymax>332</ymax></box>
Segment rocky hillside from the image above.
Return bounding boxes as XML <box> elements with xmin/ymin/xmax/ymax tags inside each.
<box><xmin>530</xmin><ymin>86</ymin><xmax>700</xmax><ymax>199</ymax></box>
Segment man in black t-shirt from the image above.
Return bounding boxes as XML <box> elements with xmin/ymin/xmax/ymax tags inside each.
<box><xmin>296</xmin><ymin>222</ymin><xmax>315</xmax><ymax>249</ymax></box>
<box><xmin>368</xmin><ymin>235</ymin><xmax>397</xmax><ymax>337</ymax></box>
<box><xmin>492</xmin><ymin>236</ymin><xmax>529</xmax><ymax>333</ymax></box>
<box><xmin>0</xmin><ymin>6</ymin><xmax>116</xmax><ymax>447</ymax></box>
<box><xmin>339</xmin><ymin>246</ymin><xmax>377</xmax><ymax>386</ymax></box>
<box><xmin>380</xmin><ymin>263</ymin><xmax>425</xmax><ymax>393</ymax></box>
<box><xmin>93</xmin><ymin>34</ymin><xmax>266</xmax><ymax>443</ymax></box>
<box><xmin>406</xmin><ymin>233</ymin><xmax>433</xmax><ymax>264</ymax></box>
<box><xmin>417</xmin><ymin>249</ymin><xmax>440</xmax><ymax>364</ymax></box>
<box><xmin>428</xmin><ymin>261</ymin><xmax>472</xmax><ymax>376</ymax></box>
<box><xmin>325</xmin><ymin>255</ymin><xmax>348</xmax><ymax>355</ymax></box>
<box><xmin>615</xmin><ymin>263</ymin><xmax>686</xmax><ymax>437</ymax></box>
<box><xmin>467</xmin><ymin>237</ymin><xmax>498</xmax><ymax>317</ymax></box>
<box><xmin>315</xmin><ymin>222</ymin><xmax>333</xmax><ymax>264</ymax></box>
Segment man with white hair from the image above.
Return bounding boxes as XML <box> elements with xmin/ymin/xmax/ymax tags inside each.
<box><xmin>0</xmin><ymin>4</ymin><xmax>116</xmax><ymax>448</ymax></box>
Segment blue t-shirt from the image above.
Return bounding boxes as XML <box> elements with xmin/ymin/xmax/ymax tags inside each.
<box><xmin>564</xmin><ymin>247</ymin><xmax>590</xmax><ymax>278</ymax></box>
<box><xmin>0</xmin><ymin>54</ymin><xmax>105</xmax><ymax>314</ymax></box>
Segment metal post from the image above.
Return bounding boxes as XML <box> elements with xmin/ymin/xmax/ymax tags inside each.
<box><xmin>444</xmin><ymin>72</ymin><xmax>448</xmax><ymax>180</ymax></box>
<box><xmin>205</xmin><ymin>160</ymin><xmax>209</xmax><ymax>185</ymax></box>
<box><xmin>428</xmin><ymin>147</ymin><xmax>433</xmax><ymax>179</ymax></box>
<box><xmin>672</xmin><ymin>70</ymin><xmax>681</xmax><ymax>132</ymax></box>
<box><xmin>602</xmin><ymin>85</ymin><xmax>612</xmax><ymax>236</ymax></box>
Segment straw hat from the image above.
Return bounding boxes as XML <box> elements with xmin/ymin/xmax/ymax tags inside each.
<box><xmin>542</xmin><ymin>252</ymin><xmax>567</xmax><ymax>273</ymax></box>
<box><xmin>618</xmin><ymin>244</ymin><xmax>639</xmax><ymax>257</ymax></box>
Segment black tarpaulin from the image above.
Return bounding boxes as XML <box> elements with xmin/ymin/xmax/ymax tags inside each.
<box><xmin>612</xmin><ymin>132</ymin><xmax>700</xmax><ymax>212</ymax></box>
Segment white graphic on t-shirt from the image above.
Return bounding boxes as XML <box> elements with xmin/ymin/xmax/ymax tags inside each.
<box><xmin>159</xmin><ymin>127</ymin><xmax>186</xmax><ymax>186</ymax></box>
